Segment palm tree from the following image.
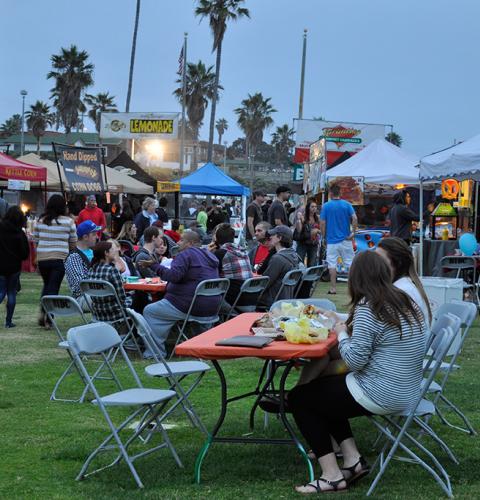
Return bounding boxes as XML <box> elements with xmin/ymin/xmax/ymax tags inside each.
<box><xmin>0</xmin><ymin>114</ymin><xmax>22</xmax><ymax>138</ymax></box>
<box><xmin>235</xmin><ymin>92</ymin><xmax>276</xmax><ymax>191</ymax></box>
<box><xmin>173</xmin><ymin>61</ymin><xmax>219</xmax><ymax>170</ymax></box>
<box><xmin>125</xmin><ymin>0</ymin><xmax>141</xmax><ymax>112</ymax></box>
<box><xmin>386</xmin><ymin>131</ymin><xmax>402</xmax><ymax>147</ymax></box>
<box><xmin>84</xmin><ymin>92</ymin><xmax>118</xmax><ymax>133</ymax></box>
<box><xmin>47</xmin><ymin>45</ymin><xmax>94</xmax><ymax>133</ymax></box>
<box><xmin>25</xmin><ymin>101</ymin><xmax>55</xmax><ymax>154</ymax></box>
<box><xmin>215</xmin><ymin>118</ymin><xmax>228</xmax><ymax>144</ymax></box>
<box><xmin>195</xmin><ymin>0</ymin><xmax>250</xmax><ymax>162</ymax></box>
<box><xmin>271</xmin><ymin>124</ymin><xmax>295</xmax><ymax>163</ymax></box>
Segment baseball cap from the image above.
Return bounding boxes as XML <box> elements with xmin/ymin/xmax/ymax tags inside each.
<box><xmin>77</xmin><ymin>220</ymin><xmax>102</xmax><ymax>238</ymax></box>
<box><xmin>276</xmin><ymin>185</ymin><xmax>291</xmax><ymax>195</ymax></box>
<box><xmin>86</xmin><ymin>195</ymin><xmax>97</xmax><ymax>202</ymax></box>
<box><xmin>267</xmin><ymin>225</ymin><xmax>293</xmax><ymax>239</ymax></box>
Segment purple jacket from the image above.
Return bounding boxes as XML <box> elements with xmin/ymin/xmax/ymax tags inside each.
<box><xmin>152</xmin><ymin>246</ymin><xmax>220</xmax><ymax>316</ymax></box>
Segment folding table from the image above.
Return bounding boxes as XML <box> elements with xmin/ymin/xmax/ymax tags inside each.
<box><xmin>175</xmin><ymin>312</ymin><xmax>338</xmax><ymax>483</ymax></box>
<box><xmin>123</xmin><ymin>279</ymin><xmax>167</xmax><ymax>302</ymax></box>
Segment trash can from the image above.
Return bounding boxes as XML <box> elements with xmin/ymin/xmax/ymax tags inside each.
<box><xmin>420</xmin><ymin>277</ymin><xmax>465</xmax><ymax>313</ymax></box>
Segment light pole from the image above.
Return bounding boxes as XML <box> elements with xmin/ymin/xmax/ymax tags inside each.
<box><xmin>20</xmin><ymin>90</ymin><xmax>27</xmax><ymax>155</ymax></box>
<box><xmin>223</xmin><ymin>141</ymin><xmax>228</xmax><ymax>171</ymax></box>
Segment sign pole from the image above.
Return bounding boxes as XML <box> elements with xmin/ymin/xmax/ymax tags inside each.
<box><xmin>179</xmin><ymin>32</ymin><xmax>188</xmax><ymax>175</ymax></box>
<box><xmin>298</xmin><ymin>29</ymin><xmax>308</xmax><ymax>120</ymax></box>
<box><xmin>52</xmin><ymin>142</ymin><xmax>65</xmax><ymax>196</ymax></box>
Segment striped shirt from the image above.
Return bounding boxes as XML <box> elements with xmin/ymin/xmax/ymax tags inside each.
<box><xmin>338</xmin><ymin>301</ymin><xmax>426</xmax><ymax>413</ymax></box>
<box><xmin>34</xmin><ymin>216</ymin><xmax>77</xmax><ymax>262</ymax></box>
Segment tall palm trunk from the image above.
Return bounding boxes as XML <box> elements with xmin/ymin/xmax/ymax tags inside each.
<box><xmin>207</xmin><ymin>40</ymin><xmax>222</xmax><ymax>162</ymax></box>
<box><xmin>36</xmin><ymin>137</ymin><xmax>40</xmax><ymax>154</ymax></box>
<box><xmin>218</xmin><ymin>131</ymin><xmax>223</xmax><ymax>145</ymax></box>
<box><xmin>125</xmin><ymin>0</ymin><xmax>141</xmax><ymax>112</ymax></box>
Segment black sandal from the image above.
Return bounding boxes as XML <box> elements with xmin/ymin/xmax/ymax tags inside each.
<box><xmin>297</xmin><ymin>477</ymin><xmax>348</xmax><ymax>494</ymax></box>
<box><xmin>341</xmin><ymin>456</ymin><xmax>370</xmax><ymax>486</ymax></box>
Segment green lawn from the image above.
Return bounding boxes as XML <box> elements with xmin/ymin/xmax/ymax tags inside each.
<box><xmin>0</xmin><ymin>274</ymin><xmax>478</xmax><ymax>499</ymax></box>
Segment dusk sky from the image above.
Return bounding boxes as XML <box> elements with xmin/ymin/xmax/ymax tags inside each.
<box><xmin>1</xmin><ymin>0</ymin><xmax>479</xmax><ymax>157</ymax></box>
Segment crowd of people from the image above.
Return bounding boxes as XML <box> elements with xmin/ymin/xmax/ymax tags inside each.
<box><xmin>0</xmin><ymin>186</ymin><xmax>449</xmax><ymax>494</ymax></box>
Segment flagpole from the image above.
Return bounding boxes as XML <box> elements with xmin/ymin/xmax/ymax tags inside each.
<box><xmin>179</xmin><ymin>32</ymin><xmax>188</xmax><ymax>175</ymax></box>
<box><xmin>298</xmin><ymin>29</ymin><xmax>308</xmax><ymax>119</ymax></box>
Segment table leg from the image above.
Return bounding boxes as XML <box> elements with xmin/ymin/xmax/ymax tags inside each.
<box><xmin>194</xmin><ymin>359</ymin><xmax>227</xmax><ymax>484</ymax></box>
<box><xmin>279</xmin><ymin>361</ymin><xmax>314</xmax><ymax>483</ymax></box>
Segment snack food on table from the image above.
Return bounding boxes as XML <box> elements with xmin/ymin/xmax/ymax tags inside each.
<box><xmin>284</xmin><ymin>319</ymin><xmax>329</xmax><ymax>344</ymax></box>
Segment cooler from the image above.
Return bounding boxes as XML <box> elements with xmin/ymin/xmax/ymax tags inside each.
<box><xmin>420</xmin><ymin>277</ymin><xmax>465</xmax><ymax>313</ymax></box>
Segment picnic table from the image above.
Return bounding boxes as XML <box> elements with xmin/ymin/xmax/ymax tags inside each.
<box><xmin>175</xmin><ymin>312</ymin><xmax>338</xmax><ymax>484</ymax></box>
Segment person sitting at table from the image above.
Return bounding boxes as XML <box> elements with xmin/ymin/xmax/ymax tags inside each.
<box><xmin>289</xmin><ymin>250</ymin><xmax>427</xmax><ymax>494</ymax></box>
<box><xmin>64</xmin><ymin>220</ymin><xmax>100</xmax><ymax>311</ymax></box>
<box><xmin>155</xmin><ymin>235</ymin><xmax>173</xmax><ymax>269</ymax></box>
<box><xmin>133</xmin><ymin>226</ymin><xmax>162</xmax><ymax>278</ymax></box>
<box><xmin>117</xmin><ymin>221</ymin><xmax>138</xmax><ymax>248</ymax></box>
<box><xmin>209</xmin><ymin>223</ymin><xmax>253</xmax><ymax>310</ymax></box>
<box><xmin>257</xmin><ymin>226</ymin><xmax>300</xmax><ymax>309</ymax></box>
<box><xmin>87</xmin><ymin>241</ymin><xmax>129</xmax><ymax>333</ymax></box>
<box><xmin>108</xmin><ymin>239</ymin><xmax>137</xmax><ymax>278</ymax></box>
<box><xmin>141</xmin><ymin>230</ymin><xmax>220</xmax><ymax>358</ymax></box>
<box><xmin>164</xmin><ymin>219</ymin><xmax>181</xmax><ymax>243</ymax></box>
<box><xmin>248</xmin><ymin>221</ymin><xmax>272</xmax><ymax>270</ymax></box>
<box><xmin>0</xmin><ymin>206</ymin><xmax>30</xmax><ymax>328</ymax></box>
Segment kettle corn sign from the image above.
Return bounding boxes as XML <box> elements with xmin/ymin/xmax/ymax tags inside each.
<box><xmin>100</xmin><ymin>112</ymin><xmax>179</xmax><ymax>140</ymax></box>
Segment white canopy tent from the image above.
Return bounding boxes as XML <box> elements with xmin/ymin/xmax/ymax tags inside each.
<box><xmin>326</xmin><ymin>138</ymin><xmax>420</xmax><ymax>185</ymax></box>
<box><xmin>18</xmin><ymin>153</ymin><xmax>154</xmax><ymax>195</ymax></box>
<box><xmin>419</xmin><ymin>133</ymin><xmax>480</xmax><ymax>275</ymax></box>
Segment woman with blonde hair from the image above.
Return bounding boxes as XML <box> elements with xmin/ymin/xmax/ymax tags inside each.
<box><xmin>133</xmin><ymin>197</ymin><xmax>158</xmax><ymax>239</ymax></box>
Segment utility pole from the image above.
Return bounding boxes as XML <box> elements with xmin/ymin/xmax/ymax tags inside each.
<box><xmin>20</xmin><ymin>90</ymin><xmax>27</xmax><ymax>155</ymax></box>
<box><xmin>179</xmin><ymin>32</ymin><xmax>188</xmax><ymax>175</ymax></box>
<box><xmin>298</xmin><ymin>29</ymin><xmax>308</xmax><ymax>119</ymax></box>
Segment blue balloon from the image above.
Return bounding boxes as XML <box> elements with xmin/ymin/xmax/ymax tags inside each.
<box><xmin>459</xmin><ymin>233</ymin><xmax>477</xmax><ymax>256</ymax></box>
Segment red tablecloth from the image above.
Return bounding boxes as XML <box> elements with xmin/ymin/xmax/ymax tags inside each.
<box><xmin>21</xmin><ymin>239</ymin><xmax>36</xmax><ymax>273</ymax></box>
<box><xmin>123</xmin><ymin>279</ymin><xmax>167</xmax><ymax>294</ymax></box>
<box><xmin>175</xmin><ymin>312</ymin><xmax>338</xmax><ymax>361</ymax></box>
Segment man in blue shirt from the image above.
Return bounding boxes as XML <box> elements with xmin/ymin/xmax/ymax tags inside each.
<box><xmin>320</xmin><ymin>184</ymin><xmax>357</xmax><ymax>294</ymax></box>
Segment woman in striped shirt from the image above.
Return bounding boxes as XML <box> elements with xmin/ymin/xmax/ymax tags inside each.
<box><xmin>289</xmin><ymin>251</ymin><xmax>427</xmax><ymax>494</ymax></box>
<box><xmin>34</xmin><ymin>194</ymin><xmax>77</xmax><ymax>327</ymax></box>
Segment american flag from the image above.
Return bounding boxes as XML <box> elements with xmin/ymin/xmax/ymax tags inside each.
<box><xmin>177</xmin><ymin>46</ymin><xmax>184</xmax><ymax>76</ymax></box>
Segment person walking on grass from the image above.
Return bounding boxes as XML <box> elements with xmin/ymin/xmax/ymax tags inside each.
<box><xmin>268</xmin><ymin>185</ymin><xmax>291</xmax><ymax>227</ymax></box>
<box><xmin>320</xmin><ymin>184</ymin><xmax>357</xmax><ymax>295</ymax></box>
<box><xmin>0</xmin><ymin>206</ymin><xmax>30</xmax><ymax>328</ymax></box>
<box><xmin>246</xmin><ymin>189</ymin><xmax>267</xmax><ymax>248</ymax></box>
<box><xmin>34</xmin><ymin>194</ymin><xmax>77</xmax><ymax>327</ymax></box>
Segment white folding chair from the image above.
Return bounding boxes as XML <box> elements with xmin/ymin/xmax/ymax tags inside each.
<box><xmin>170</xmin><ymin>278</ymin><xmax>230</xmax><ymax>357</ymax></box>
<box><xmin>67</xmin><ymin>322</ymin><xmax>182</xmax><ymax>489</ymax></box>
<box><xmin>295</xmin><ymin>264</ymin><xmax>327</xmax><ymax>298</ymax></box>
<box><xmin>367</xmin><ymin>326</ymin><xmax>458</xmax><ymax>498</ymax></box>
<box><xmin>127</xmin><ymin>309</ymin><xmax>210</xmax><ymax>435</ymax></box>
<box><xmin>425</xmin><ymin>301</ymin><xmax>477</xmax><ymax>435</ymax></box>
<box><xmin>224</xmin><ymin>276</ymin><xmax>269</xmax><ymax>320</ymax></box>
<box><xmin>42</xmin><ymin>295</ymin><xmax>94</xmax><ymax>403</ymax></box>
<box><xmin>440</xmin><ymin>256</ymin><xmax>478</xmax><ymax>303</ymax></box>
<box><xmin>80</xmin><ymin>279</ymin><xmax>141</xmax><ymax>356</ymax></box>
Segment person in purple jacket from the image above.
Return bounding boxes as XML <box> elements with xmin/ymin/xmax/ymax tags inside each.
<box><xmin>140</xmin><ymin>230</ymin><xmax>220</xmax><ymax>358</ymax></box>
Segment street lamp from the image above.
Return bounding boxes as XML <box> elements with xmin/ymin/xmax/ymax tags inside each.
<box><xmin>20</xmin><ymin>90</ymin><xmax>27</xmax><ymax>155</ymax></box>
<box><xmin>223</xmin><ymin>141</ymin><xmax>228</xmax><ymax>171</ymax></box>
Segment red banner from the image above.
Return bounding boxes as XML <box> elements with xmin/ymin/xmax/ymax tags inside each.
<box><xmin>0</xmin><ymin>153</ymin><xmax>47</xmax><ymax>182</ymax></box>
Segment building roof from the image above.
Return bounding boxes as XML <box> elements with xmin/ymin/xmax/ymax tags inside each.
<box><xmin>3</xmin><ymin>131</ymin><xmax>121</xmax><ymax>146</ymax></box>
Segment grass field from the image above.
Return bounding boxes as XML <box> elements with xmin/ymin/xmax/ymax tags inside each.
<box><xmin>0</xmin><ymin>274</ymin><xmax>479</xmax><ymax>499</ymax></box>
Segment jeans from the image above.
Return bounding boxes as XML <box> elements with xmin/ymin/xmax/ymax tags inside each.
<box><xmin>289</xmin><ymin>374</ymin><xmax>371</xmax><ymax>458</ymax></box>
<box><xmin>296</xmin><ymin>243</ymin><xmax>318</xmax><ymax>267</ymax></box>
<box><xmin>38</xmin><ymin>259</ymin><xmax>65</xmax><ymax>298</ymax></box>
<box><xmin>143</xmin><ymin>299</ymin><xmax>217</xmax><ymax>358</ymax></box>
<box><xmin>0</xmin><ymin>272</ymin><xmax>21</xmax><ymax>325</ymax></box>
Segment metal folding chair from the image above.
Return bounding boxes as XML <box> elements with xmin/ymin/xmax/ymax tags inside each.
<box><xmin>170</xmin><ymin>278</ymin><xmax>230</xmax><ymax>357</ymax></box>
<box><xmin>440</xmin><ymin>256</ymin><xmax>478</xmax><ymax>303</ymax></box>
<box><xmin>67</xmin><ymin>322</ymin><xmax>182</xmax><ymax>489</ymax></box>
<box><xmin>368</xmin><ymin>325</ymin><xmax>458</xmax><ymax>498</ymax></box>
<box><xmin>42</xmin><ymin>295</ymin><xmax>90</xmax><ymax>402</ymax></box>
<box><xmin>224</xmin><ymin>276</ymin><xmax>270</xmax><ymax>320</ymax></box>
<box><xmin>80</xmin><ymin>279</ymin><xmax>141</xmax><ymax>356</ymax></box>
<box><xmin>118</xmin><ymin>239</ymin><xmax>135</xmax><ymax>257</ymax></box>
<box><xmin>425</xmin><ymin>301</ymin><xmax>477</xmax><ymax>435</ymax></box>
<box><xmin>127</xmin><ymin>309</ymin><xmax>210</xmax><ymax>435</ymax></box>
<box><xmin>295</xmin><ymin>264</ymin><xmax>327</xmax><ymax>298</ymax></box>
<box><xmin>273</xmin><ymin>268</ymin><xmax>304</xmax><ymax>303</ymax></box>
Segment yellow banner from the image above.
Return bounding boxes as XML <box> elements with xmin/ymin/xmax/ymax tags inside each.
<box><xmin>157</xmin><ymin>181</ymin><xmax>180</xmax><ymax>193</ymax></box>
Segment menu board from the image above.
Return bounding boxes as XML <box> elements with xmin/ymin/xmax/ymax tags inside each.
<box><xmin>329</xmin><ymin>176</ymin><xmax>364</xmax><ymax>205</ymax></box>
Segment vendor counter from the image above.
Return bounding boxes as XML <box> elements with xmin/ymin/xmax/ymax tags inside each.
<box><xmin>422</xmin><ymin>239</ymin><xmax>459</xmax><ymax>276</ymax></box>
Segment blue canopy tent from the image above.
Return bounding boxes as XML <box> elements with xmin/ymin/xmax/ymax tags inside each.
<box><xmin>178</xmin><ymin>162</ymin><xmax>250</xmax><ymax>221</ymax></box>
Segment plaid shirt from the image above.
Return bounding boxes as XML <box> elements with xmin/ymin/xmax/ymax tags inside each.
<box><xmin>87</xmin><ymin>263</ymin><xmax>127</xmax><ymax>323</ymax></box>
<box><xmin>64</xmin><ymin>250</ymin><xmax>89</xmax><ymax>299</ymax></box>
<box><xmin>219</xmin><ymin>243</ymin><xmax>253</xmax><ymax>280</ymax></box>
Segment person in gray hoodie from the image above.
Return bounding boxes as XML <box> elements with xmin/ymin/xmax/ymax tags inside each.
<box><xmin>258</xmin><ymin>225</ymin><xmax>301</xmax><ymax>308</ymax></box>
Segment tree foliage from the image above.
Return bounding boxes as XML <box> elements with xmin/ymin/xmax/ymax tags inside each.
<box><xmin>25</xmin><ymin>101</ymin><xmax>55</xmax><ymax>153</ymax></box>
<box><xmin>0</xmin><ymin>114</ymin><xmax>22</xmax><ymax>138</ymax></box>
<box><xmin>215</xmin><ymin>118</ymin><xmax>228</xmax><ymax>144</ymax></box>
<box><xmin>84</xmin><ymin>92</ymin><xmax>118</xmax><ymax>133</ymax></box>
<box><xmin>385</xmin><ymin>131</ymin><xmax>403</xmax><ymax>147</ymax></box>
<box><xmin>271</xmin><ymin>123</ymin><xmax>295</xmax><ymax>163</ymax></box>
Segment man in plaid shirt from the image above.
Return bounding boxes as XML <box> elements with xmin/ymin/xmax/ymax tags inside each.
<box><xmin>211</xmin><ymin>223</ymin><xmax>253</xmax><ymax>307</ymax></box>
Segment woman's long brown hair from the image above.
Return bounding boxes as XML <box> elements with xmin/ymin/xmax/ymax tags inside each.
<box><xmin>91</xmin><ymin>241</ymin><xmax>112</xmax><ymax>268</ymax></box>
<box><xmin>378</xmin><ymin>237</ymin><xmax>432</xmax><ymax>324</ymax></box>
<box><xmin>346</xmin><ymin>251</ymin><xmax>423</xmax><ymax>336</ymax></box>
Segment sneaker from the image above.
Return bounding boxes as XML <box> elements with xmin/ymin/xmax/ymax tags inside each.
<box><xmin>5</xmin><ymin>322</ymin><xmax>16</xmax><ymax>328</ymax></box>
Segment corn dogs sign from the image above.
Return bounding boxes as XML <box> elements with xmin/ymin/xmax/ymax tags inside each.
<box><xmin>100</xmin><ymin>112</ymin><xmax>179</xmax><ymax>140</ymax></box>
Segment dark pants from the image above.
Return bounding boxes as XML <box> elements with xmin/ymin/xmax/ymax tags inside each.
<box><xmin>296</xmin><ymin>243</ymin><xmax>318</xmax><ymax>267</ymax></box>
<box><xmin>289</xmin><ymin>374</ymin><xmax>371</xmax><ymax>458</ymax></box>
<box><xmin>38</xmin><ymin>260</ymin><xmax>65</xmax><ymax>298</ymax></box>
<box><xmin>0</xmin><ymin>272</ymin><xmax>21</xmax><ymax>324</ymax></box>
